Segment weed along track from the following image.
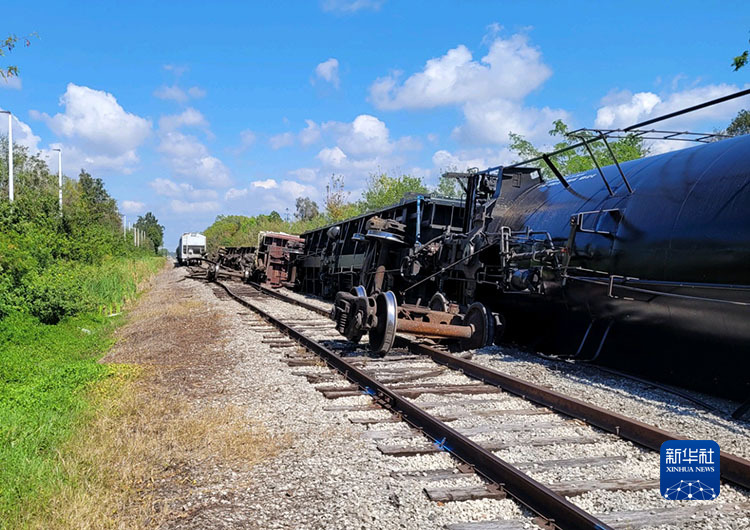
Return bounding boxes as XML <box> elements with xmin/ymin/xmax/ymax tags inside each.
<box><xmin>198</xmin><ymin>273</ymin><xmax>750</xmax><ymax>530</ymax></box>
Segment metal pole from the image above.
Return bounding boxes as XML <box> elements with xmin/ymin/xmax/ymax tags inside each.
<box><xmin>57</xmin><ymin>149</ymin><xmax>62</xmax><ymax>214</ymax></box>
<box><xmin>123</xmin><ymin>215</ymin><xmax>126</xmax><ymax>237</ymax></box>
<box><xmin>52</xmin><ymin>148</ymin><xmax>62</xmax><ymax>214</ymax></box>
<box><xmin>1</xmin><ymin>111</ymin><xmax>13</xmax><ymax>202</ymax></box>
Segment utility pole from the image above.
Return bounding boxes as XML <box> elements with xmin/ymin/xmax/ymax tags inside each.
<box><xmin>123</xmin><ymin>215</ymin><xmax>127</xmax><ymax>237</ymax></box>
<box><xmin>52</xmin><ymin>148</ymin><xmax>62</xmax><ymax>214</ymax></box>
<box><xmin>1</xmin><ymin>110</ymin><xmax>12</xmax><ymax>202</ymax></box>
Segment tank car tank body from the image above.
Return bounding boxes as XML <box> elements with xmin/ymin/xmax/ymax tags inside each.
<box><xmin>467</xmin><ymin>134</ymin><xmax>750</xmax><ymax>399</ymax></box>
<box><xmin>320</xmin><ymin>135</ymin><xmax>750</xmax><ymax>400</ymax></box>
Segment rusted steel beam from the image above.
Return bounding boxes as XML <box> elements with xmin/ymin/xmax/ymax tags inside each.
<box><xmin>397</xmin><ymin>318</ymin><xmax>473</xmax><ymax>339</ymax></box>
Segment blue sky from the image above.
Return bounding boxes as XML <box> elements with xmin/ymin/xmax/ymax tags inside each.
<box><xmin>2</xmin><ymin>0</ymin><xmax>749</xmax><ymax>246</ymax></box>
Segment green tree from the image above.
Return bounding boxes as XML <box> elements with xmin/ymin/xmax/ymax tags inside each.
<box><xmin>134</xmin><ymin>212</ymin><xmax>165</xmax><ymax>254</ymax></box>
<box><xmin>726</xmin><ymin>109</ymin><xmax>750</xmax><ymax>136</ymax></box>
<box><xmin>434</xmin><ymin>174</ymin><xmax>463</xmax><ymax>199</ymax></box>
<box><xmin>509</xmin><ymin>119</ymin><xmax>648</xmax><ymax>179</ymax></box>
<box><xmin>324</xmin><ymin>174</ymin><xmax>359</xmax><ymax>222</ymax></box>
<box><xmin>295</xmin><ymin>196</ymin><xmax>319</xmax><ymax>221</ymax></box>
<box><xmin>359</xmin><ymin>173</ymin><xmax>428</xmax><ymax>212</ymax></box>
<box><xmin>1</xmin><ymin>34</ymin><xmax>35</xmax><ymax>80</ymax></box>
<box><xmin>732</xmin><ymin>32</ymin><xmax>749</xmax><ymax>71</ymax></box>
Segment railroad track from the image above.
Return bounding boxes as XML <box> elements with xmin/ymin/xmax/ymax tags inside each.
<box><xmin>204</xmin><ymin>275</ymin><xmax>750</xmax><ymax>530</ymax></box>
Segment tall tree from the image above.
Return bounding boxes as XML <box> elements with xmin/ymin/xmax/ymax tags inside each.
<box><xmin>726</xmin><ymin>109</ymin><xmax>750</xmax><ymax>136</ymax></box>
<box><xmin>135</xmin><ymin>212</ymin><xmax>165</xmax><ymax>254</ymax></box>
<box><xmin>509</xmin><ymin>119</ymin><xmax>648</xmax><ymax>179</ymax></box>
<box><xmin>295</xmin><ymin>196</ymin><xmax>319</xmax><ymax>221</ymax></box>
<box><xmin>359</xmin><ymin>173</ymin><xmax>428</xmax><ymax>212</ymax></box>
<box><xmin>324</xmin><ymin>174</ymin><xmax>357</xmax><ymax>222</ymax></box>
<box><xmin>1</xmin><ymin>34</ymin><xmax>35</xmax><ymax>80</ymax></box>
<box><xmin>434</xmin><ymin>174</ymin><xmax>463</xmax><ymax>199</ymax></box>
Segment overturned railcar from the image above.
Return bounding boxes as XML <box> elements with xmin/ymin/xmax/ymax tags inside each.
<box><xmin>298</xmin><ymin>195</ymin><xmax>465</xmax><ymax>298</ymax></box>
<box><xmin>211</xmin><ymin>231</ymin><xmax>304</xmax><ymax>287</ymax></box>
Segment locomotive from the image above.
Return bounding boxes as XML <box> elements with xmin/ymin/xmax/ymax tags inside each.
<box><xmin>308</xmin><ymin>95</ymin><xmax>750</xmax><ymax>401</ymax></box>
<box><xmin>176</xmin><ymin>232</ymin><xmax>206</xmax><ymax>266</ymax></box>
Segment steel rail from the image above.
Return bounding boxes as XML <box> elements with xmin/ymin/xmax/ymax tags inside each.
<box><xmin>407</xmin><ymin>341</ymin><xmax>750</xmax><ymax>490</ymax></box>
<box><xmin>236</xmin><ymin>278</ymin><xmax>750</xmax><ymax>490</ymax></box>
<box><xmin>247</xmin><ymin>281</ymin><xmax>330</xmax><ymax>317</ymax></box>
<box><xmin>214</xmin><ymin>279</ymin><xmax>613</xmax><ymax>530</ymax></box>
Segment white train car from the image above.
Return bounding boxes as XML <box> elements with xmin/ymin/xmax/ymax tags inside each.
<box><xmin>176</xmin><ymin>232</ymin><xmax>206</xmax><ymax>265</ymax></box>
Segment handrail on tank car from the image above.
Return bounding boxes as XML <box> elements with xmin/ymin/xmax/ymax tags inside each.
<box><xmin>494</xmin><ymin>87</ymin><xmax>750</xmax><ymax>191</ymax></box>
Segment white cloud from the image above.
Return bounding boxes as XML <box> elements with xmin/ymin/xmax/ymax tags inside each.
<box><xmin>239</xmin><ymin>129</ymin><xmax>256</xmax><ymax>147</ymax></box>
<box><xmin>280</xmin><ymin>180</ymin><xmax>316</xmax><ymax>197</ymax></box>
<box><xmin>157</xmin><ymin>131</ymin><xmax>231</xmax><ymax>187</ymax></box>
<box><xmin>369</xmin><ymin>33</ymin><xmax>565</xmax><ymax>146</ymax></box>
<box><xmin>337</xmin><ymin>114</ymin><xmax>393</xmax><ymax>156</ymax></box>
<box><xmin>455</xmin><ymin>99</ymin><xmax>569</xmax><ymax>145</ymax></box>
<box><xmin>321</xmin><ymin>0</ymin><xmax>384</xmax><ymax>13</ymax></box>
<box><xmin>371</xmin><ymin>34</ymin><xmax>551</xmax><ymax>110</ymax></box>
<box><xmin>432</xmin><ymin>147</ymin><xmax>514</xmax><ymax>173</ymax></box>
<box><xmin>270</xmin><ymin>132</ymin><xmax>295</xmax><ymax>149</ymax></box>
<box><xmin>299</xmin><ymin>120</ymin><xmax>322</xmax><ymax>145</ymax></box>
<box><xmin>159</xmin><ymin>107</ymin><xmax>209</xmax><ymax>131</ymax></box>
<box><xmin>34</xmin><ymin>83</ymin><xmax>151</xmax><ymax>172</ymax></box>
<box><xmin>294</xmin><ymin>114</ymin><xmax>420</xmax><ymax>189</ymax></box>
<box><xmin>149</xmin><ymin>177</ymin><xmax>218</xmax><ymax>200</ymax></box>
<box><xmin>288</xmin><ymin>167</ymin><xmax>318</xmax><ymax>182</ymax></box>
<box><xmin>170</xmin><ymin>199</ymin><xmax>220</xmax><ymax>213</ymax></box>
<box><xmin>224</xmin><ymin>187</ymin><xmax>249</xmax><ymax>200</ymax></box>
<box><xmin>121</xmin><ymin>200</ymin><xmax>145</xmax><ymax>213</ymax></box>
<box><xmin>317</xmin><ymin>146</ymin><xmax>348</xmax><ymax>167</ymax></box>
<box><xmin>314</xmin><ymin>58</ymin><xmax>340</xmax><ymax>88</ymax></box>
<box><xmin>252</xmin><ymin>178</ymin><xmax>278</xmax><ymax>189</ymax></box>
<box><xmin>594</xmin><ymin>84</ymin><xmax>746</xmax><ymax>129</ymax></box>
<box><xmin>187</xmin><ymin>86</ymin><xmax>206</xmax><ymax>99</ymax></box>
<box><xmin>154</xmin><ymin>84</ymin><xmax>207</xmax><ymax>102</ymax></box>
<box><xmin>163</xmin><ymin>64</ymin><xmax>188</xmax><ymax>77</ymax></box>
<box><xmin>228</xmin><ymin>129</ymin><xmax>257</xmax><ymax>155</ymax></box>
<box><xmin>1</xmin><ymin>76</ymin><xmax>22</xmax><ymax>90</ymax></box>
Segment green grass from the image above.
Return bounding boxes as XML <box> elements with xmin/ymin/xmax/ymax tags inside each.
<box><xmin>0</xmin><ymin>257</ymin><xmax>164</xmax><ymax>528</ymax></box>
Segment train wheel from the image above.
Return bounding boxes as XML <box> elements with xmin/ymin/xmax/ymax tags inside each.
<box><xmin>428</xmin><ymin>292</ymin><xmax>450</xmax><ymax>312</ymax></box>
<box><xmin>459</xmin><ymin>302</ymin><xmax>493</xmax><ymax>350</ymax></box>
<box><xmin>368</xmin><ymin>291</ymin><xmax>397</xmax><ymax>356</ymax></box>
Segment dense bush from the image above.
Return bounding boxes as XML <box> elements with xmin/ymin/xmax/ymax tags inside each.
<box><xmin>0</xmin><ymin>137</ymin><xmax>159</xmax><ymax>323</ymax></box>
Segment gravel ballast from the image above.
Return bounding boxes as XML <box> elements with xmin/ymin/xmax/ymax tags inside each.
<box><xmin>171</xmin><ymin>273</ymin><xmax>750</xmax><ymax>529</ymax></box>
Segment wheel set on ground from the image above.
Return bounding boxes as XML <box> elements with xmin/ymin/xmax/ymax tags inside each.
<box><xmin>331</xmin><ymin>286</ymin><xmax>499</xmax><ymax>356</ymax></box>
